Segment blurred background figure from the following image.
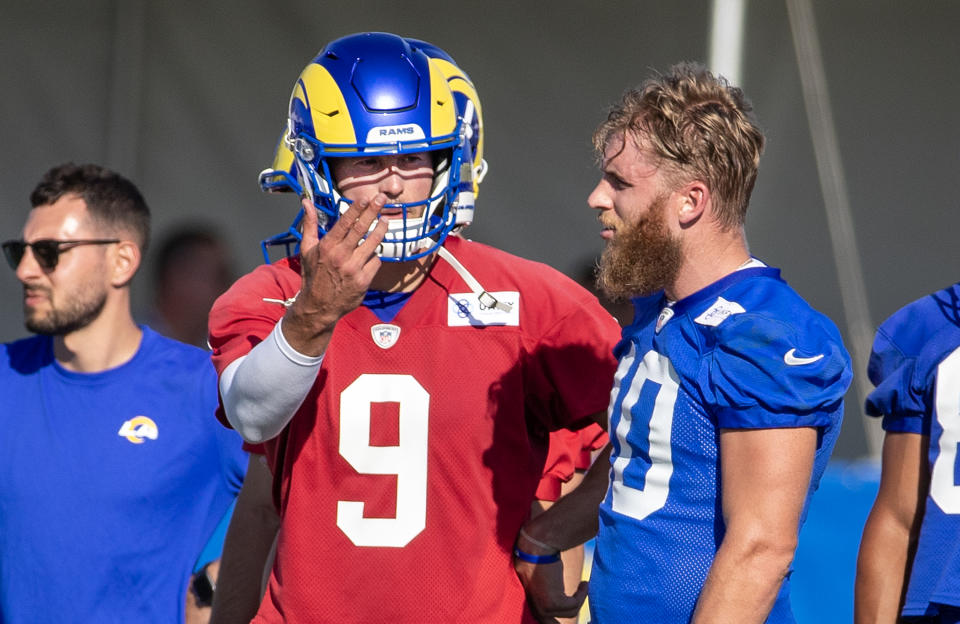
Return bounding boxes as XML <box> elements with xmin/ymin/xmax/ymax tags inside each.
<box><xmin>147</xmin><ymin>224</ymin><xmax>241</xmax><ymax>622</ymax></box>
<box><xmin>150</xmin><ymin>225</ymin><xmax>234</xmax><ymax>348</ymax></box>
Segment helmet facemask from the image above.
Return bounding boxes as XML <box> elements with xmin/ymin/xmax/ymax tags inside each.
<box><xmin>258</xmin><ymin>32</ymin><xmax>468</xmax><ymax>263</ymax></box>
<box><xmin>289</xmin><ymin>128</ymin><xmax>464</xmax><ymax>262</ymax></box>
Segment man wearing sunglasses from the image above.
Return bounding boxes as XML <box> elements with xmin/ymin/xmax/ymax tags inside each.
<box><xmin>0</xmin><ymin>163</ymin><xmax>247</xmax><ymax>624</ymax></box>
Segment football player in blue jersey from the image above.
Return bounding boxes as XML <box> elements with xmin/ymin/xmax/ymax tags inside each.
<box><xmin>514</xmin><ymin>62</ymin><xmax>853</xmax><ymax>623</ymax></box>
<box><xmin>856</xmin><ymin>285</ymin><xmax>960</xmax><ymax>623</ymax></box>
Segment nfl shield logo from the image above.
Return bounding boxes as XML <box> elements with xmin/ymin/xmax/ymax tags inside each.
<box><xmin>371</xmin><ymin>323</ymin><xmax>401</xmax><ymax>349</ymax></box>
<box><xmin>655</xmin><ymin>306</ymin><xmax>674</xmax><ymax>333</ymax></box>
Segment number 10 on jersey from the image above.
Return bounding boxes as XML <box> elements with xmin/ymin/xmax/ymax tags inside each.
<box><xmin>609</xmin><ymin>346</ymin><xmax>678</xmax><ymax>521</ymax></box>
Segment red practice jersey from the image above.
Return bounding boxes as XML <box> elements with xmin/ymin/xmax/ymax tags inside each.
<box><xmin>210</xmin><ymin>236</ymin><xmax>620</xmax><ymax>623</ymax></box>
<box><xmin>575</xmin><ymin>422</ymin><xmax>609</xmax><ymax>471</ymax></box>
<box><xmin>536</xmin><ymin>424</ymin><xmax>609</xmax><ymax>501</ymax></box>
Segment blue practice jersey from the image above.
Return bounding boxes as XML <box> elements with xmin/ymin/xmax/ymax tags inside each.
<box><xmin>0</xmin><ymin>327</ymin><xmax>247</xmax><ymax>624</ymax></box>
<box><xmin>589</xmin><ymin>266</ymin><xmax>851</xmax><ymax>624</ymax></box>
<box><xmin>865</xmin><ymin>283</ymin><xmax>960</xmax><ymax>616</ymax></box>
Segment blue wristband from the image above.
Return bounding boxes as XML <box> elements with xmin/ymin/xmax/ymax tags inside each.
<box><xmin>513</xmin><ymin>547</ymin><xmax>561</xmax><ymax>564</ymax></box>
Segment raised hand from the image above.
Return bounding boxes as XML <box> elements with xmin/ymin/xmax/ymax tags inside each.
<box><xmin>281</xmin><ymin>195</ymin><xmax>389</xmax><ymax>355</ymax></box>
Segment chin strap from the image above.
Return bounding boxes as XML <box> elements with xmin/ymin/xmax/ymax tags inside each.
<box><xmin>437</xmin><ymin>246</ymin><xmax>513</xmax><ymax>313</ymax></box>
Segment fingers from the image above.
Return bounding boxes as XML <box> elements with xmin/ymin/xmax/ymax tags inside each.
<box><xmin>353</xmin><ymin>219</ymin><xmax>385</xmax><ymax>286</ymax></box>
<box><xmin>516</xmin><ymin>560</ymin><xmax>589</xmax><ymax>622</ymax></box>
<box><xmin>327</xmin><ymin>195</ymin><xmax>387</xmax><ymax>277</ymax></box>
<box><xmin>299</xmin><ymin>197</ymin><xmax>320</xmax><ymax>252</ymax></box>
<box><xmin>302</xmin><ymin>194</ymin><xmax>387</xmax><ymax>278</ymax></box>
<box><xmin>327</xmin><ymin>194</ymin><xmax>386</xmax><ymax>248</ymax></box>
<box><xmin>539</xmin><ymin>586</ymin><xmax>587</xmax><ymax>619</ymax></box>
<box><xmin>574</xmin><ymin>581</ymin><xmax>588</xmax><ymax>601</ymax></box>
<box><xmin>356</xmin><ymin>215</ymin><xmax>389</xmax><ymax>259</ymax></box>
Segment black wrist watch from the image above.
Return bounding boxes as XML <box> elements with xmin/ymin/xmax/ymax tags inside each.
<box><xmin>190</xmin><ymin>563</ymin><xmax>216</xmax><ymax>608</ymax></box>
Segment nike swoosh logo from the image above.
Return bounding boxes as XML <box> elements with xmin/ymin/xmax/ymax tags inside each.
<box><xmin>784</xmin><ymin>348</ymin><xmax>825</xmax><ymax>366</ymax></box>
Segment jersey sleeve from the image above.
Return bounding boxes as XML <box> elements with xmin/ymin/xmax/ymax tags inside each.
<box><xmin>522</xmin><ymin>290</ymin><xmax>620</xmax><ymax>432</ymax></box>
<box><xmin>535</xmin><ymin>428</ymin><xmax>580</xmax><ymax>501</ymax></box>
<box><xmin>706</xmin><ymin>313</ymin><xmax>852</xmax><ymax>429</ymax></box>
<box><xmin>864</xmin><ymin>323</ymin><xmax>927</xmax><ymax>434</ymax></box>
<box><xmin>575</xmin><ymin>423</ymin><xmax>608</xmax><ymax>470</ymax></box>
<box><xmin>208</xmin><ymin>260</ymin><xmax>299</xmax><ymax>427</ymax></box>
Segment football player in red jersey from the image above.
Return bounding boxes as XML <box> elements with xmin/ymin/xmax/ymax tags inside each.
<box><xmin>207</xmin><ymin>32</ymin><xmax>620</xmax><ymax>623</ymax></box>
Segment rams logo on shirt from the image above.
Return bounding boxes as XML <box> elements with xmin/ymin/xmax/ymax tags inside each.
<box><xmin>118</xmin><ymin>416</ymin><xmax>159</xmax><ymax>444</ymax></box>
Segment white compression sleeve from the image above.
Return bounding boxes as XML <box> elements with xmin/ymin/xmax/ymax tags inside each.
<box><xmin>219</xmin><ymin>318</ymin><xmax>324</xmax><ymax>443</ymax></box>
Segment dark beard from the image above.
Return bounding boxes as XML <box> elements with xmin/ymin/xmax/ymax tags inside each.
<box><xmin>597</xmin><ymin>196</ymin><xmax>683</xmax><ymax>301</ymax></box>
<box><xmin>25</xmin><ymin>288</ymin><xmax>107</xmax><ymax>336</ymax></box>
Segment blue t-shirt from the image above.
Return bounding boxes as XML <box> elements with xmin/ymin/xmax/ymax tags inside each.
<box><xmin>0</xmin><ymin>327</ymin><xmax>247</xmax><ymax>624</ymax></box>
<box><xmin>589</xmin><ymin>266</ymin><xmax>851</xmax><ymax>624</ymax></box>
<box><xmin>865</xmin><ymin>283</ymin><xmax>960</xmax><ymax>616</ymax></box>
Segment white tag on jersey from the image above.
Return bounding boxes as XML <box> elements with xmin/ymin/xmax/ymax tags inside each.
<box><xmin>694</xmin><ymin>297</ymin><xmax>746</xmax><ymax>327</ymax></box>
<box><xmin>371</xmin><ymin>324</ymin><xmax>401</xmax><ymax>349</ymax></box>
<box><xmin>447</xmin><ymin>291</ymin><xmax>520</xmax><ymax>327</ymax></box>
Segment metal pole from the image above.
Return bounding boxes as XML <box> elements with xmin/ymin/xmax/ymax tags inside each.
<box><xmin>786</xmin><ymin>0</ymin><xmax>881</xmax><ymax>458</ymax></box>
<box><xmin>709</xmin><ymin>0</ymin><xmax>747</xmax><ymax>85</ymax></box>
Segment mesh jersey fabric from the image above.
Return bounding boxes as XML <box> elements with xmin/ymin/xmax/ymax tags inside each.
<box><xmin>865</xmin><ymin>282</ymin><xmax>960</xmax><ymax>616</ymax></box>
<box><xmin>0</xmin><ymin>327</ymin><xmax>247</xmax><ymax>624</ymax></box>
<box><xmin>209</xmin><ymin>235</ymin><xmax>621</xmax><ymax>623</ymax></box>
<box><xmin>589</xmin><ymin>266</ymin><xmax>851</xmax><ymax>623</ymax></box>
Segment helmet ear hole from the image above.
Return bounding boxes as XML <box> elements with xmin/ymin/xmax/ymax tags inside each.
<box><xmin>431</xmin><ymin>150</ymin><xmax>450</xmax><ymax>175</ymax></box>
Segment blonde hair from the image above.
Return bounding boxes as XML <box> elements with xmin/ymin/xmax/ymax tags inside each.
<box><xmin>593</xmin><ymin>62</ymin><xmax>765</xmax><ymax>229</ymax></box>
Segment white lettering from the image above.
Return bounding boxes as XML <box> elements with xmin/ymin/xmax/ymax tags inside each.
<box><xmin>366</xmin><ymin>124</ymin><xmax>426</xmax><ymax>144</ymax></box>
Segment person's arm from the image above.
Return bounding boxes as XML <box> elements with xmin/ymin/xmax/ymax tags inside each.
<box><xmin>219</xmin><ymin>321</ymin><xmax>324</xmax><ymax>442</ymax></box>
<box><xmin>219</xmin><ymin>196</ymin><xmax>388</xmax><ymax>442</ymax></box>
<box><xmin>529</xmin><ymin>469</ymin><xmax>589</xmax><ymax>624</ymax></box>
<box><xmin>209</xmin><ymin>454</ymin><xmax>281</xmax><ymax>624</ymax></box>
<box><xmin>515</xmin><ymin>445</ymin><xmax>611</xmax><ymax>624</ymax></box>
<box><xmin>854</xmin><ymin>431</ymin><xmax>928</xmax><ymax>623</ymax></box>
<box><xmin>281</xmin><ymin>195</ymin><xmax>387</xmax><ymax>355</ymax></box>
<box><xmin>690</xmin><ymin>426</ymin><xmax>817</xmax><ymax>623</ymax></box>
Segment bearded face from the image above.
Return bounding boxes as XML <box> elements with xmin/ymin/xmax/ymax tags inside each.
<box><xmin>24</xmin><ymin>275</ymin><xmax>108</xmax><ymax>336</ymax></box>
<box><xmin>596</xmin><ymin>192</ymin><xmax>683</xmax><ymax>301</ymax></box>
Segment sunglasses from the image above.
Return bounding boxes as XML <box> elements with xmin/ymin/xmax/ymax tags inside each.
<box><xmin>2</xmin><ymin>238</ymin><xmax>121</xmax><ymax>271</ymax></box>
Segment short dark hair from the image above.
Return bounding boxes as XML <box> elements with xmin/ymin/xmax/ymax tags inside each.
<box><xmin>30</xmin><ymin>163</ymin><xmax>151</xmax><ymax>251</ymax></box>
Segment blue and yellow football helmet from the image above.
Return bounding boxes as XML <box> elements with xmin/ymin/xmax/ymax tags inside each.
<box><xmin>404</xmin><ymin>39</ymin><xmax>487</xmax><ymax>227</ymax></box>
<box><xmin>259</xmin><ymin>32</ymin><xmax>470</xmax><ymax>262</ymax></box>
